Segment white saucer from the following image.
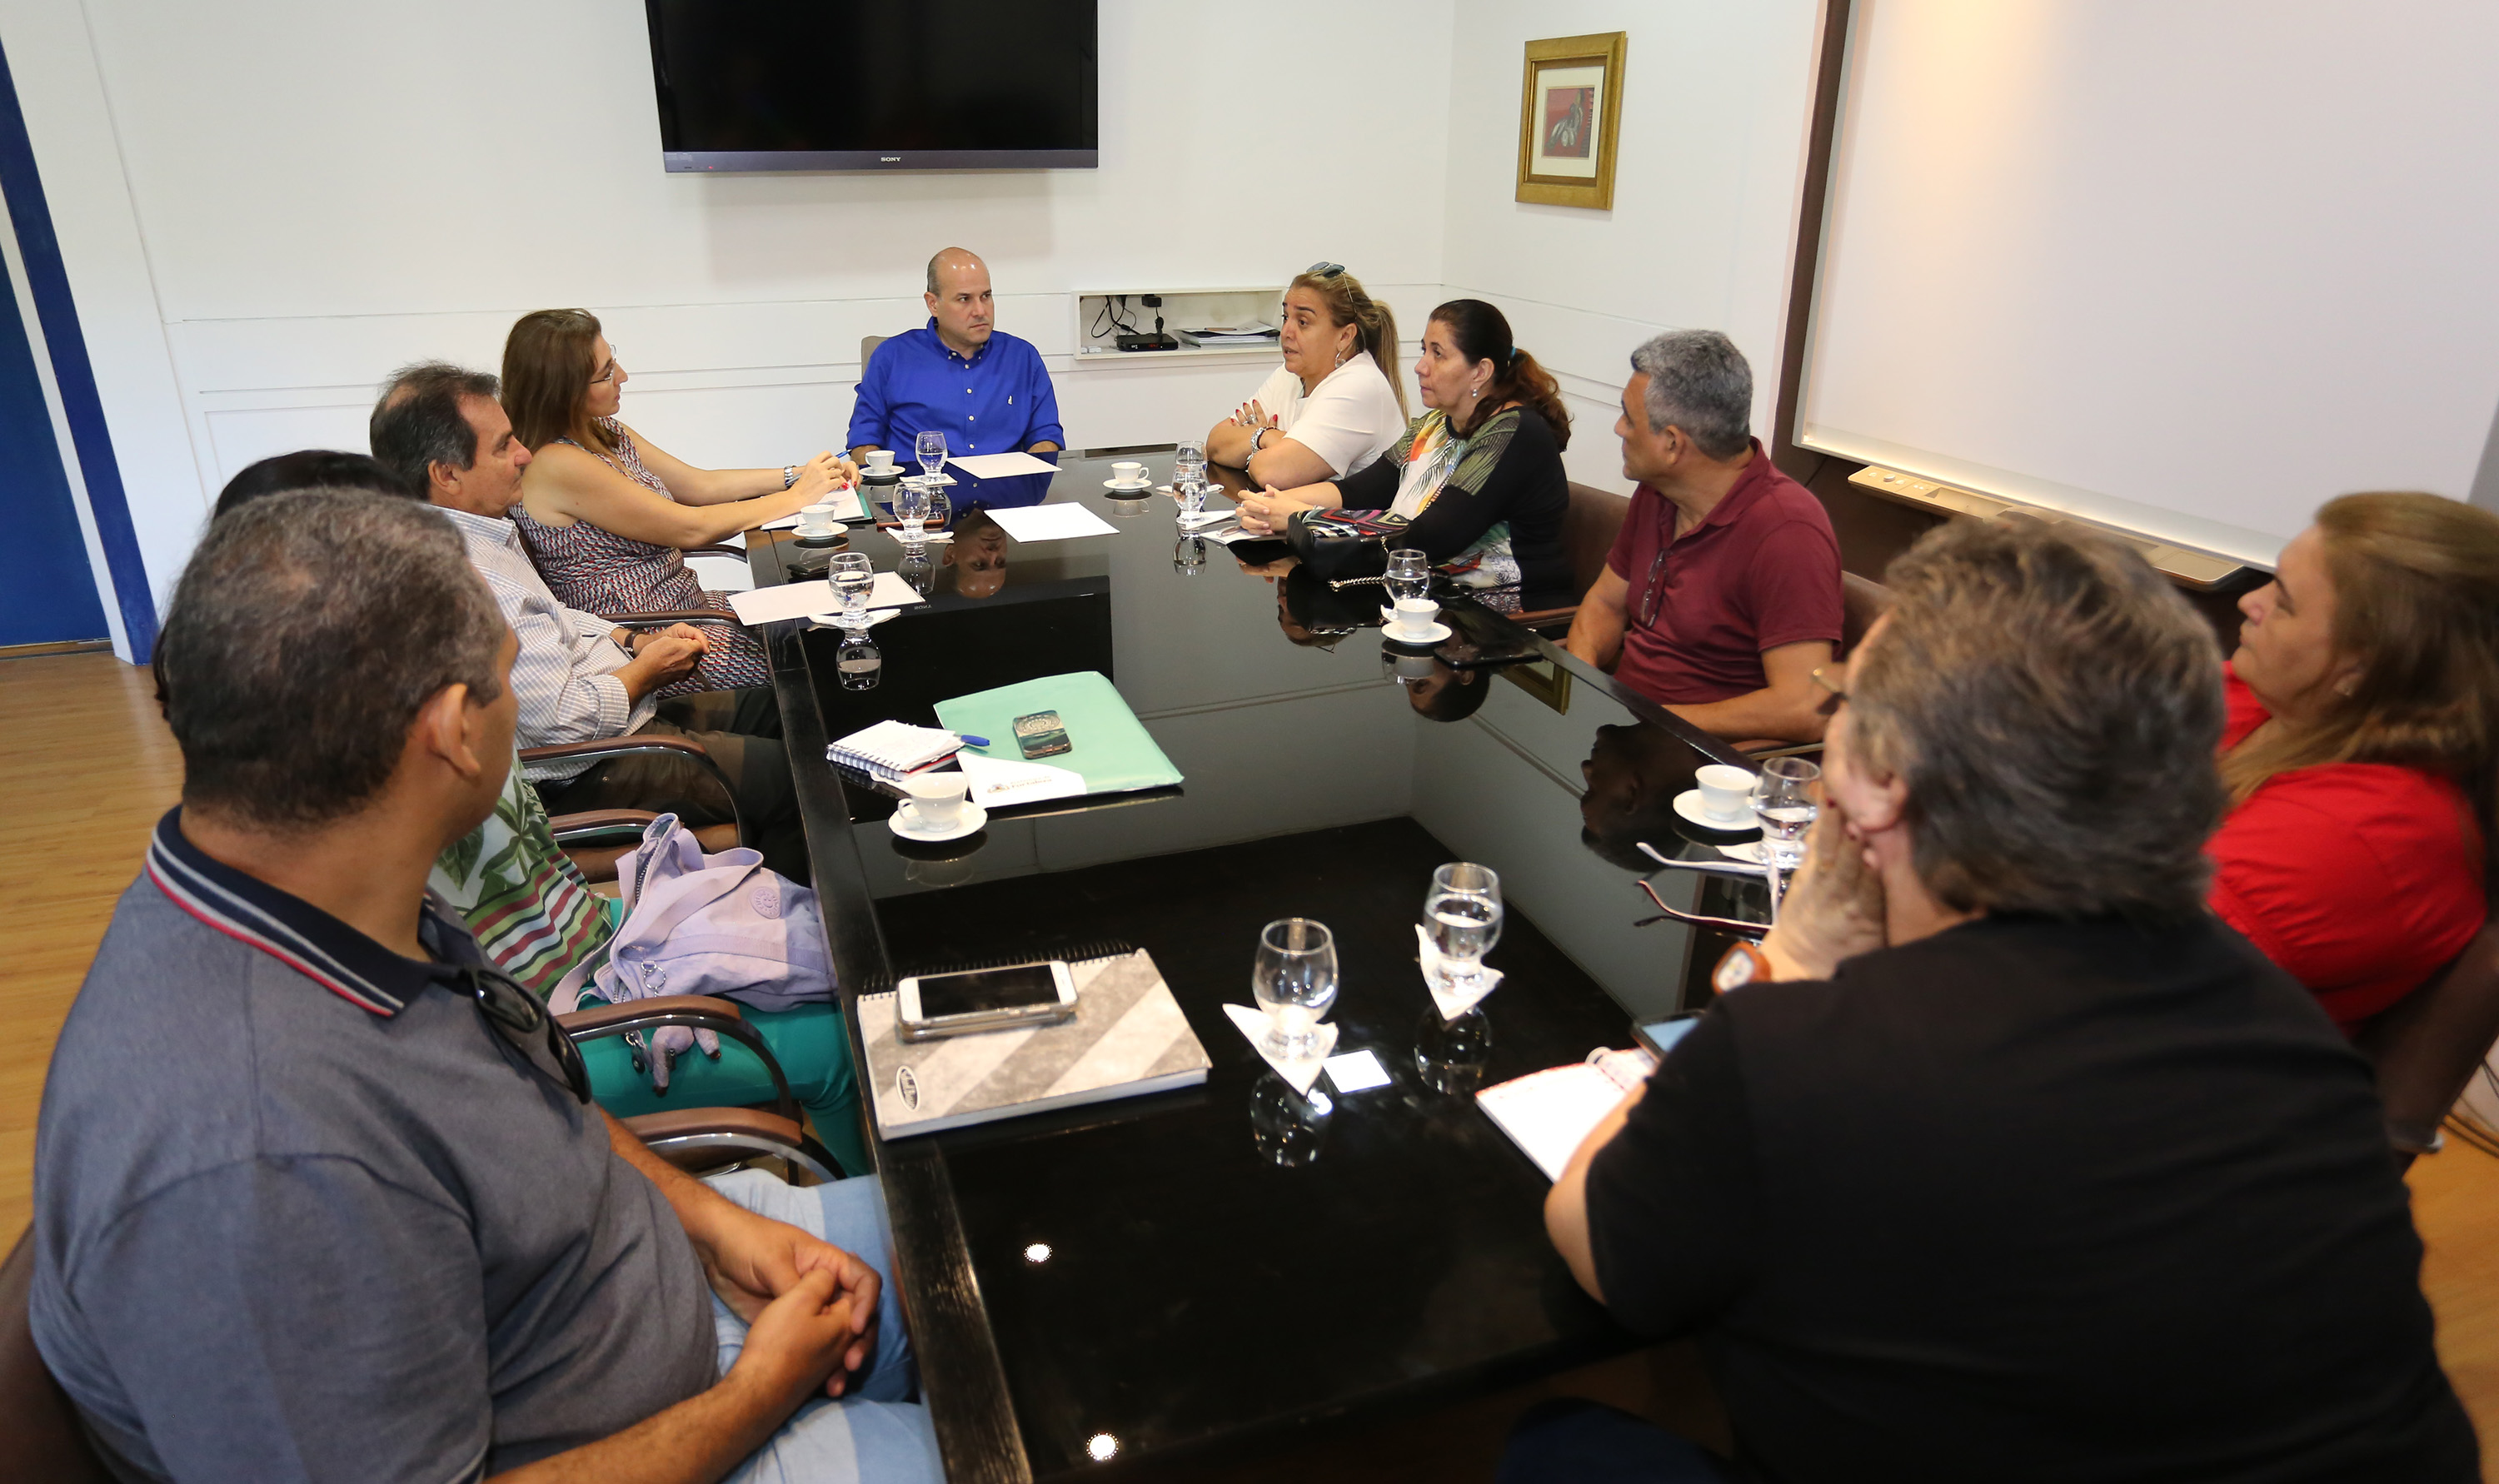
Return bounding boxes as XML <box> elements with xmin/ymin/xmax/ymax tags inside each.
<box><xmin>888</xmin><ymin>800</ymin><xmax>987</xmax><ymax>843</ymax></box>
<box><xmin>1103</xmin><ymin>478</ymin><xmax>1155</xmax><ymax>492</ymax></box>
<box><xmin>1382</xmin><ymin>621</ymin><xmax>1453</xmax><ymax>645</ymax></box>
<box><xmin>1673</xmin><ymin>789</ymin><xmax>1758</xmax><ymax>833</ymax></box>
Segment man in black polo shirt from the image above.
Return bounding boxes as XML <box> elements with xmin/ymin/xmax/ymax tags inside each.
<box><xmin>30</xmin><ymin>493</ymin><xmax>936</xmax><ymax>1482</ymax></box>
<box><xmin>1526</xmin><ymin>519</ymin><xmax>2477</xmax><ymax>1482</ymax></box>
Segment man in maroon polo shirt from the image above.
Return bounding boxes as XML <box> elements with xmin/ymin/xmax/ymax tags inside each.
<box><xmin>1567</xmin><ymin>331</ymin><xmax>1842</xmax><ymax>743</ymax></box>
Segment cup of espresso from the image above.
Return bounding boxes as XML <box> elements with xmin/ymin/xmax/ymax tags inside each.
<box><xmin>1693</xmin><ymin>764</ymin><xmax>1755</xmax><ymax>824</ymax></box>
<box><xmin>864</xmin><ymin>449</ymin><xmax>896</xmax><ymax>474</ymax></box>
<box><xmin>1110</xmin><ymin>461</ymin><xmax>1146</xmax><ymax>487</ymax></box>
<box><xmin>796</xmin><ymin>500</ymin><xmax>839</xmax><ymax>535</ymax></box>
<box><xmin>1392</xmin><ymin>597</ymin><xmax>1441</xmax><ymax>637</ymax></box>
<box><xmin>900</xmin><ymin>772</ymin><xmax>970</xmax><ymax>830</ymax></box>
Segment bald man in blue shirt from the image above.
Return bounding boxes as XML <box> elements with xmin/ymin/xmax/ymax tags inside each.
<box><xmin>848</xmin><ymin>247</ymin><xmax>1064</xmax><ymax>463</ymax></box>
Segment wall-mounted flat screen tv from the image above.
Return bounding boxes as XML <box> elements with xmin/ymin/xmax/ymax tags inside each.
<box><xmin>646</xmin><ymin>1</ymin><xmax>1099</xmax><ymax>172</ymax></box>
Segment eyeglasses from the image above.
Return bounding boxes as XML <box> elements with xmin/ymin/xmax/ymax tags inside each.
<box><xmin>1809</xmin><ymin>665</ymin><xmax>1849</xmax><ymax>718</ymax></box>
<box><xmin>1635</xmin><ymin>546</ymin><xmax>1670</xmax><ymax>629</ymax></box>
<box><xmin>447</xmin><ymin>962</ymin><xmax>592</xmax><ymax>1103</ymax></box>
<box><xmin>590</xmin><ymin>347</ymin><xmax>624</xmax><ymax>386</ymax></box>
<box><xmin>1304</xmin><ymin>261</ymin><xmax>1345</xmax><ymax>279</ymax></box>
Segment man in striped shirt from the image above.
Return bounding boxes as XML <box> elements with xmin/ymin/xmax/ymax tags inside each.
<box><xmin>372</xmin><ymin>362</ymin><xmax>811</xmax><ymax>881</ymax></box>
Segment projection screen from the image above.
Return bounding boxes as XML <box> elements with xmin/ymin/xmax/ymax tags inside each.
<box><xmin>1795</xmin><ymin>1</ymin><xmax>2499</xmax><ymax>567</ymax></box>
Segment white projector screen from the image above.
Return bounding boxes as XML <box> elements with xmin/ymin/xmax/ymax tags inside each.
<box><xmin>1797</xmin><ymin>1</ymin><xmax>2499</xmax><ymax>568</ymax></box>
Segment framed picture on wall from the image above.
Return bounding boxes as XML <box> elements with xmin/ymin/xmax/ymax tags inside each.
<box><xmin>1515</xmin><ymin>32</ymin><xmax>1628</xmax><ymax>210</ymax></box>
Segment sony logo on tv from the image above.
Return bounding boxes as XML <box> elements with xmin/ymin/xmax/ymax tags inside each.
<box><xmin>881</xmin><ymin>156</ymin><xmax>901</xmax><ymax>162</ymax></box>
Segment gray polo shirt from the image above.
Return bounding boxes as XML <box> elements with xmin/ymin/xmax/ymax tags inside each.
<box><xmin>30</xmin><ymin>810</ymin><xmax>717</xmax><ymax>1482</ymax></box>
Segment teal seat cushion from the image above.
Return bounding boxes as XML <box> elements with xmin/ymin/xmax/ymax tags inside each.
<box><xmin>577</xmin><ymin>999</ymin><xmax>867</xmax><ymax>1177</ymax></box>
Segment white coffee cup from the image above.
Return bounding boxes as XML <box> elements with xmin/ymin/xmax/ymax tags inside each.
<box><xmin>1392</xmin><ymin>597</ymin><xmax>1441</xmax><ymax>636</ymax></box>
<box><xmin>796</xmin><ymin>500</ymin><xmax>839</xmax><ymax>533</ymax></box>
<box><xmin>1110</xmin><ymin>461</ymin><xmax>1145</xmax><ymax>487</ymax></box>
<box><xmin>900</xmin><ymin>772</ymin><xmax>970</xmax><ymax>830</ymax></box>
<box><xmin>1694</xmin><ymin>764</ymin><xmax>1755</xmax><ymax>823</ymax></box>
<box><xmin>864</xmin><ymin>449</ymin><xmax>896</xmax><ymax>473</ymax></box>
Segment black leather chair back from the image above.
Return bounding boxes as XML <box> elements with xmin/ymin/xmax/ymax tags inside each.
<box><xmin>1</xmin><ymin>1229</ymin><xmax>107</xmax><ymax>1482</ymax></box>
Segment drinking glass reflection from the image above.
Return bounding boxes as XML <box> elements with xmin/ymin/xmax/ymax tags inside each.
<box><xmin>1248</xmin><ymin>1074</ymin><xmax>1332</xmax><ymax>1167</ymax></box>
<box><xmin>835</xmin><ymin>635</ymin><xmax>880</xmax><ymax>690</ymax></box>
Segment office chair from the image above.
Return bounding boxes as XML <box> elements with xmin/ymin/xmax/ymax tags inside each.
<box><xmin>1514</xmin><ymin>482</ymin><xmax>1634</xmax><ymax>635</ymax></box>
<box><xmin>2355</xmin><ymin>920</ymin><xmax>2499</xmax><ymax>1169</ymax></box>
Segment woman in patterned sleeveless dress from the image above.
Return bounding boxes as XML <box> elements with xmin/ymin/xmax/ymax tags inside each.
<box><xmin>501</xmin><ymin>308</ymin><xmax>856</xmax><ymax>695</ymax></box>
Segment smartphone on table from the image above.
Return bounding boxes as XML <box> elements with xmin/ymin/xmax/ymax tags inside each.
<box><xmin>1633</xmin><ymin>1011</ymin><xmax>1704</xmax><ymax>1058</ymax></box>
<box><xmin>896</xmin><ymin>960</ymin><xmax>1078</xmax><ymax>1041</ymax></box>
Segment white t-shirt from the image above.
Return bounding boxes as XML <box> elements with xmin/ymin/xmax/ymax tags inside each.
<box><xmin>1247</xmin><ymin>357</ymin><xmax>1406</xmax><ymax>477</ymax></box>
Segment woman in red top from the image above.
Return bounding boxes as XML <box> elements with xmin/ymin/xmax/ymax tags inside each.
<box><xmin>2210</xmin><ymin>492</ymin><xmax>2499</xmax><ymax>1033</ymax></box>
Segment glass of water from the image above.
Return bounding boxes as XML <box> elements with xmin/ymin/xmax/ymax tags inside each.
<box><xmin>1385</xmin><ymin>548</ymin><xmax>1431</xmax><ymax>605</ymax></box>
<box><xmin>1752</xmin><ymin>756</ymin><xmax>1822</xmax><ymax>871</ymax></box>
<box><xmin>1424</xmin><ymin>861</ymin><xmax>1503</xmax><ymax>992</ymax></box>
<box><xmin>1174</xmin><ymin>437</ymin><xmax>1209</xmax><ymax>515</ymax></box>
<box><xmin>915</xmin><ymin>429</ymin><xmax>948</xmax><ymax>481</ymax></box>
<box><xmin>1253</xmin><ymin>918</ymin><xmax>1339</xmax><ymax>1056</ymax></box>
<box><xmin>829</xmin><ymin>552</ymin><xmax>875</xmax><ymax>630</ymax></box>
<box><xmin>895</xmin><ymin>478</ymin><xmax>932</xmax><ymax>545</ymax></box>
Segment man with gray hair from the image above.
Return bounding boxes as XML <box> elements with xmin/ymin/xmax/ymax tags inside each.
<box><xmin>845</xmin><ymin>247</ymin><xmax>1064</xmax><ymax>461</ymax></box>
<box><xmin>31</xmin><ymin>492</ymin><xmax>939</xmax><ymax>1482</ymax></box>
<box><xmin>1566</xmin><ymin>331</ymin><xmax>1841</xmax><ymax>743</ymax></box>
<box><xmin>1527</xmin><ymin>519</ymin><xmax>2475</xmax><ymax>1482</ymax></box>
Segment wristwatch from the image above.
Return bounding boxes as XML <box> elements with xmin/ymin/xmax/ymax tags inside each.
<box><xmin>1250</xmin><ymin>426</ymin><xmax>1271</xmax><ymax>454</ymax></box>
<box><xmin>782</xmin><ymin>464</ymin><xmax>800</xmax><ymax>489</ymax></box>
<box><xmin>1711</xmin><ymin>940</ymin><xmax>1773</xmax><ymax>994</ymax></box>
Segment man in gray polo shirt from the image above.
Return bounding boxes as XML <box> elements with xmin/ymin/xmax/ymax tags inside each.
<box><xmin>30</xmin><ymin>493</ymin><xmax>936</xmax><ymax>1482</ymax></box>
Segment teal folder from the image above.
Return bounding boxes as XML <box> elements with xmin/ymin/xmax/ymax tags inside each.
<box><xmin>933</xmin><ymin>671</ymin><xmax>1184</xmax><ymax>802</ymax></box>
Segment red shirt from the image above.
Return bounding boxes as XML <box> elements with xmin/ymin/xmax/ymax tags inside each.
<box><xmin>1604</xmin><ymin>441</ymin><xmax>1843</xmax><ymax>705</ymax></box>
<box><xmin>2207</xmin><ymin>666</ymin><xmax>2485</xmax><ymax>1034</ymax></box>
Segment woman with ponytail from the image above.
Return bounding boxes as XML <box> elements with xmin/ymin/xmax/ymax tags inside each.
<box><xmin>1206</xmin><ymin>263</ymin><xmax>1407</xmax><ymax>487</ymax></box>
<box><xmin>2209</xmin><ymin>492</ymin><xmax>2499</xmax><ymax>1033</ymax></box>
<box><xmin>1239</xmin><ymin>298</ymin><xmax>1574</xmax><ymax>611</ymax></box>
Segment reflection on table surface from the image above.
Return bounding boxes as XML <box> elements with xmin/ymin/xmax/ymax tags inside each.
<box><xmin>752</xmin><ymin>448</ymin><xmax>1762</xmax><ymax>1482</ymax></box>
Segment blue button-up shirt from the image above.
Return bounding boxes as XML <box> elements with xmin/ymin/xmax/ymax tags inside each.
<box><xmin>845</xmin><ymin>319</ymin><xmax>1065</xmax><ymax>456</ymax></box>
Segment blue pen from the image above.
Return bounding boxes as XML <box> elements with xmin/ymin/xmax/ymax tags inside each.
<box><xmin>955</xmin><ymin>733</ymin><xmax>990</xmax><ymax>748</ymax></box>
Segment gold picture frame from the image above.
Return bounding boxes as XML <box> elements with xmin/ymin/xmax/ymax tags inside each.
<box><xmin>1515</xmin><ymin>32</ymin><xmax>1628</xmax><ymax>210</ymax></box>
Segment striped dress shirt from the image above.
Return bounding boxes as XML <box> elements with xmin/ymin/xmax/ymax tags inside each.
<box><xmin>436</xmin><ymin>505</ymin><xmax>656</xmax><ymax>782</ymax></box>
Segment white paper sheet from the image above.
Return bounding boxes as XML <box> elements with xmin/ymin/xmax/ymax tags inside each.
<box><xmin>759</xmin><ymin>489</ymin><xmax>865</xmax><ymax>529</ymax></box>
<box><xmin>989</xmin><ymin>503</ymin><xmax>1120</xmax><ymax>543</ymax></box>
<box><xmin>725</xmin><ymin>571</ymin><xmax>923</xmax><ymax>625</ymax></box>
<box><xmin>955</xmin><ymin>750</ymin><xmax>1087</xmax><ymax>809</ymax></box>
<box><xmin>946</xmin><ymin>451</ymin><xmax>1060</xmax><ymax>479</ymax></box>
<box><xmin>1324</xmin><ymin>1049</ymin><xmax>1391</xmax><ymax>1093</ymax></box>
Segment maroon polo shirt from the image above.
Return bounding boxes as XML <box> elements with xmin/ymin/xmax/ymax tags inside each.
<box><xmin>1605</xmin><ymin>440</ymin><xmax>1843</xmax><ymax>705</ymax></box>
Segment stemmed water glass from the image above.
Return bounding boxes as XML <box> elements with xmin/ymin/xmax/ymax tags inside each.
<box><xmin>829</xmin><ymin>552</ymin><xmax>875</xmax><ymax>631</ymax></box>
<box><xmin>1423</xmin><ymin>862</ymin><xmax>1503</xmax><ymax>993</ymax></box>
<box><xmin>1253</xmin><ymin>918</ymin><xmax>1339</xmax><ymax>1056</ymax></box>
<box><xmin>1752</xmin><ymin>756</ymin><xmax>1821</xmax><ymax>872</ymax></box>
<box><xmin>1384</xmin><ymin>549</ymin><xmax>1431</xmax><ymax>605</ymax></box>
<box><xmin>895</xmin><ymin>479</ymin><xmax>932</xmax><ymax>546</ymax></box>
<box><xmin>915</xmin><ymin>430</ymin><xmax>948</xmax><ymax>482</ymax></box>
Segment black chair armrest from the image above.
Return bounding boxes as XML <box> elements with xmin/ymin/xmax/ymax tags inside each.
<box><xmin>2356</xmin><ymin>921</ymin><xmax>2499</xmax><ymax>1167</ymax></box>
<box><xmin>622</xmin><ymin>1107</ymin><xmax>841</xmax><ymax>1183</ymax></box>
<box><xmin>684</xmin><ymin>544</ymin><xmax>752</xmax><ymax>562</ymax></box>
<box><xmin>548</xmin><ymin>808</ymin><xmax>661</xmax><ymax>844</ymax></box>
<box><xmin>606</xmin><ymin>609</ymin><xmax>735</xmax><ymax>629</ymax></box>
<box><xmin>560</xmin><ymin>994</ymin><xmax>800</xmax><ymax>1126</ymax></box>
<box><xmin>521</xmin><ymin>737</ymin><xmax>743</xmax><ymax>847</ymax></box>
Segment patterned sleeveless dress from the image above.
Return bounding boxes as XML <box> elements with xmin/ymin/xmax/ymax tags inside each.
<box><xmin>511</xmin><ymin>417</ymin><xmax>772</xmax><ymax>695</ymax></box>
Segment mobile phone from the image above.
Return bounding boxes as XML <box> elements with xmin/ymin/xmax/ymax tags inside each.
<box><xmin>1633</xmin><ymin>1011</ymin><xmax>1703</xmax><ymax>1058</ymax></box>
<box><xmin>896</xmin><ymin>960</ymin><xmax>1078</xmax><ymax>1040</ymax></box>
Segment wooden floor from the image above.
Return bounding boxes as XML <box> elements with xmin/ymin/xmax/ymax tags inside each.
<box><xmin>4</xmin><ymin>650</ymin><xmax>2497</xmax><ymax>1475</ymax></box>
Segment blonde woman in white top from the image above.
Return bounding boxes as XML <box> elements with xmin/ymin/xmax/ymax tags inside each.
<box><xmin>1205</xmin><ymin>263</ymin><xmax>1407</xmax><ymax>488</ymax></box>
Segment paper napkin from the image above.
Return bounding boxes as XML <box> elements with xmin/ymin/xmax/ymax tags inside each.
<box><xmin>1415</xmin><ymin>924</ymin><xmax>1503</xmax><ymax>1023</ymax></box>
<box><xmin>1221</xmin><ymin>1003</ymin><xmax>1339</xmax><ymax>1096</ymax></box>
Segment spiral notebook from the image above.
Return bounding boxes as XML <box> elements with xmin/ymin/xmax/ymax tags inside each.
<box><xmin>857</xmin><ymin>949</ymin><xmax>1211</xmax><ymax>1138</ymax></box>
<box><xmin>825</xmin><ymin>720</ymin><xmax>962</xmax><ymax>783</ymax></box>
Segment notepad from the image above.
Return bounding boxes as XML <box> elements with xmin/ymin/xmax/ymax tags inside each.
<box><xmin>826</xmin><ymin>720</ymin><xmax>962</xmax><ymax>781</ymax></box>
<box><xmin>947</xmin><ymin>451</ymin><xmax>1060</xmax><ymax>479</ymax></box>
<box><xmin>1475</xmin><ymin>1048</ymin><xmax>1657</xmax><ymax>1182</ymax></box>
<box><xmin>990</xmin><ymin>503</ymin><xmax>1119</xmax><ymax>543</ymax></box>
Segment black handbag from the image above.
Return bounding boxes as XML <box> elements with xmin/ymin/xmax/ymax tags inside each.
<box><xmin>1285</xmin><ymin>508</ymin><xmax>1411</xmax><ymax>584</ymax></box>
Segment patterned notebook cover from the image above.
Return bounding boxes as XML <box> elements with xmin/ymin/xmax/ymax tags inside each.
<box><xmin>857</xmin><ymin>949</ymin><xmax>1211</xmax><ymax>1138</ymax></box>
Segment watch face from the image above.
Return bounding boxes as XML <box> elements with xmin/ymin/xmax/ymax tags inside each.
<box><xmin>1713</xmin><ymin>946</ymin><xmax>1761</xmax><ymax>993</ymax></box>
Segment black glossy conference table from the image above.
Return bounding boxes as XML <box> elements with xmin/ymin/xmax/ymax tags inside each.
<box><xmin>747</xmin><ymin>451</ymin><xmax>1772</xmax><ymax>1482</ymax></box>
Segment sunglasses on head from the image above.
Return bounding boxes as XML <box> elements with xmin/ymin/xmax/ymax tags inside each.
<box><xmin>1304</xmin><ymin>261</ymin><xmax>1345</xmax><ymax>279</ymax></box>
<box><xmin>446</xmin><ymin>963</ymin><xmax>592</xmax><ymax>1104</ymax></box>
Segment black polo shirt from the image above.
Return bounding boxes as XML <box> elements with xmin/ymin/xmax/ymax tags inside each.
<box><xmin>30</xmin><ymin>811</ymin><xmax>717</xmax><ymax>1482</ymax></box>
<box><xmin>1588</xmin><ymin>913</ymin><xmax>2477</xmax><ymax>1482</ymax></box>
